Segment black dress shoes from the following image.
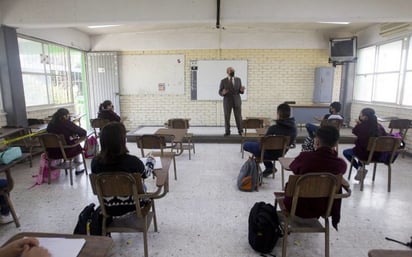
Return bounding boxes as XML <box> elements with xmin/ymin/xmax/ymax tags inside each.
<box><xmin>224</xmin><ymin>132</ymin><xmax>230</xmax><ymax>136</ymax></box>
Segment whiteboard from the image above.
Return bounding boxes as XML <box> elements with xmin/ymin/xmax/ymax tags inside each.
<box><xmin>194</xmin><ymin>60</ymin><xmax>248</xmax><ymax>100</ymax></box>
<box><xmin>119</xmin><ymin>54</ymin><xmax>184</xmax><ymax>95</ymax></box>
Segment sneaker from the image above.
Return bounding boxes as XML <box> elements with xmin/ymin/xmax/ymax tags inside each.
<box><xmin>75</xmin><ymin>169</ymin><xmax>85</xmax><ymax>175</ymax></box>
<box><xmin>0</xmin><ymin>213</ymin><xmax>18</xmax><ymax>224</ymax></box>
<box><xmin>354</xmin><ymin>168</ymin><xmax>368</xmax><ymax>181</ymax></box>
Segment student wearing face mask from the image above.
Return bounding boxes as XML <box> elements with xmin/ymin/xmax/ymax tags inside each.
<box><xmin>218</xmin><ymin>67</ymin><xmax>245</xmax><ymax>136</ymax></box>
<box><xmin>342</xmin><ymin>107</ymin><xmax>387</xmax><ymax>181</ymax></box>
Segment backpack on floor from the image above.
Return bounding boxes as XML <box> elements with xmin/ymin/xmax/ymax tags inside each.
<box><xmin>248</xmin><ymin>202</ymin><xmax>283</xmax><ymax>253</ymax></box>
<box><xmin>83</xmin><ymin>136</ymin><xmax>99</xmax><ymax>158</ymax></box>
<box><xmin>73</xmin><ymin>203</ymin><xmax>110</xmax><ymax>236</ymax></box>
<box><xmin>237</xmin><ymin>157</ymin><xmax>258</xmax><ymax>192</ymax></box>
<box><xmin>33</xmin><ymin>153</ymin><xmax>60</xmax><ymax>185</ymax></box>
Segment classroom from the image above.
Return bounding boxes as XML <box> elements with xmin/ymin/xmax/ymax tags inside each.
<box><xmin>0</xmin><ymin>1</ymin><xmax>412</xmax><ymax>257</ymax></box>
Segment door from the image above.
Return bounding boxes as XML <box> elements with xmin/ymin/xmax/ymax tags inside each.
<box><xmin>87</xmin><ymin>52</ymin><xmax>120</xmax><ymax>121</ymax></box>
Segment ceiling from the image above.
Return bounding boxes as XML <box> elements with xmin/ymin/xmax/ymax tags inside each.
<box><xmin>73</xmin><ymin>22</ymin><xmax>376</xmax><ymax>36</ymax></box>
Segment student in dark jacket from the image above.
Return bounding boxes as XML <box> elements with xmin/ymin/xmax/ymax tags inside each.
<box><xmin>343</xmin><ymin>107</ymin><xmax>387</xmax><ymax>181</ymax></box>
<box><xmin>284</xmin><ymin>125</ymin><xmax>347</xmax><ymax>230</ymax></box>
<box><xmin>46</xmin><ymin>108</ymin><xmax>87</xmax><ymax>174</ymax></box>
<box><xmin>243</xmin><ymin>103</ymin><xmax>297</xmax><ymax>177</ymax></box>
<box><xmin>97</xmin><ymin>100</ymin><xmax>121</xmax><ymax>122</ymax></box>
<box><xmin>91</xmin><ymin>122</ymin><xmax>154</xmax><ymax>216</ymax></box>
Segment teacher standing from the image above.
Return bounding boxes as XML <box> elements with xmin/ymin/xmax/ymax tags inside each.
<box><xmin>219</xmin><ymin>67</ymin><xmax>245</xmax><ymax>136</ymax></box>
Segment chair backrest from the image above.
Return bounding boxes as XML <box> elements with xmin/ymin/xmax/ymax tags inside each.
<box><xmin>242</xmin><ymin>118</ymin><xmax>264</xmax><ymax>132</ymax></box>
<box><xmin>89</xmin><ymin>172</ymin><xmax>146</xmax><ymax>218</ymax></box>
<box><xmin>38</xmin><ymin>133</ymin><xmax>68</xmax><ymax>160</ymax></box>
<box><xmin>168</xmin><ymin>118</ymin><xmax>189</xmax><ymax>129</ymax></box>
<box><xmin>259</xmin><ymin>135</ymin><xmax>290</xmax><ymax>161</ymax></box>
<box><xmin>90</xmin><ymin>118</ymin><xmax>110</xmax><ymax>137</ymax></box>
<box><xmin>137</xmin><ymin>134</ymin><xmax>175</xmax><ymax>156</ymax></box>
<box><xmin>366</xmin><ymin>136</ymin><xmax>402</xmax><ymax>164</ymax></box>
<box><xmin>285</xmin><ymin>173</ymin><xmax>341</xmax><ymax>218</ymax></box>
<box><xmin>320</xmin><ymin>118</ymin><xmax>343</xmax><ymax>130</ymax></box>
<box><xmin>388</xmin><ymin>119</ymin><xmax>411</xmax><ymax>140</ymax></box>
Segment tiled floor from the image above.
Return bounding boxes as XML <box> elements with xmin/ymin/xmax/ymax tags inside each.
<box><xmin>1</xmin><ymin>140</ymin><xmax>412</xmax><ymax>257</ymax></box>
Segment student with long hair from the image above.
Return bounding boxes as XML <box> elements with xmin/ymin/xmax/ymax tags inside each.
<box><xmin>97</xmin><ymin>100</ymin><xmax>121</xmax><ymax>122</ymax></box>
<box><xmin>343</xmin><ymin>107</ymin><xmax>387</xmax><ymax>181</ymax></box>
<box><xmin>91</xmin><ymin>122</ymin><xmax>154</xmax><ymax>216</ymax></box>
<box><xmin>46</xmin><ymin>108</ymin><xmax>87</xmax><ymax>174</ymax></box>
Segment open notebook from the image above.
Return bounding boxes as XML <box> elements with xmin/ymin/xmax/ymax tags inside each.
<box><xmin>140</xmin><ymin>156</ymin><xmax>162</xmax><ymax>169</ymax></box>
<box><xmin>38</xmin><ymin>237</ymin><xmax>85</xmax><ymax>257</ymax></box>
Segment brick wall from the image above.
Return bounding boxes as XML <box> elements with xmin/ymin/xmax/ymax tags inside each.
<box><xmin>120</xmin><ymin>49</ymin><xmax>342</xmax><ymax>129</ymax></box>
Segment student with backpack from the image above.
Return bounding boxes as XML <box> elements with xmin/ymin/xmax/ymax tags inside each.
<box><xmin>243</xmin><ymin>103</ymin><xmax>297</xmax><ymax>177</ymax></box>
<box><xmin>91</xmin><ymin>122</ymin><xmax>155</xmax><ymax>216</ymax></box>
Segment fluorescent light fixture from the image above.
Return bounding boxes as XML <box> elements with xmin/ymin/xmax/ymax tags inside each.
<box><xmin>87</xmin><ymin>25</ymin><xmax>121</xmax><ymax>29</ymax></box>
<box><xmin>317</xmin><ymin>21</ymin><xmax>351</xmax><ymax>25</ymax></box>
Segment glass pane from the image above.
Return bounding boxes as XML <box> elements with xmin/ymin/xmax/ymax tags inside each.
<box><xmin>47</xmin><ymin>44</ymin><xmax>67</xmax><ymax>73</ymax></box>
<box><xmin>377</xmin><ymin>40</ymin><xmax>402</xmax><ymax>72</ymax></box>
<box><xmin>374</xmin><ymin>73</ymin><xmax>398</xmax><ymax>103</ymax></box>
<box><xmin>407</xmin><ymin>39</ymin><xmax>412</xmax><ymax>70</ymax></box>
<box><xmin>356</xmin><ymin>46</ymin><xmax>376</xmax><ymax>74</ymax></box>
<box><xmin>70</xmin><ymin>50</ymin><xmax>86</xmax><ymax>115</ymax></box>
<box><xmin>353</xmin><ymin>75</ymin><xmax>373</xmax><ymax>101</ymax></box>
<box><xmin>18</xmin><ymin>38</ymin><xmax>44</xmax><ymax>73</ymax></box>
<box><xmin>402</xmin><ymin>72</ymin><xmax>412</xmax><ymax>105</ymax></box>
<box><xmin>50</xmin><ymin>74</ymin><xmax>72</xmax><ymax>104</ymax></box>
<box><xmin>22</xmin><ymin>74</ymin><xmax>49</xmax><ymax>106</ymax></box>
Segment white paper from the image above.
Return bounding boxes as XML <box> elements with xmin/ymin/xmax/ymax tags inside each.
<box><xmin>140</xmin><ymin>156</ymin><xmax>162</xmax><ymax>169</ymax></box>
<box><xmin>37</xmin><ymin>237</ymin><xmax>85</xmax><ymax>257</ymax></box>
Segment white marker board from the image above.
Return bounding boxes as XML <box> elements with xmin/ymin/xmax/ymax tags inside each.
<box><xmin>119</xmin><ymin>54</ymin><xmax>184</xmax><ymax>95</ymax></box>
<box><xmin>194</xmin><ymin>60</ymin><xmax>247</xmax><ymax>100</ymax></box>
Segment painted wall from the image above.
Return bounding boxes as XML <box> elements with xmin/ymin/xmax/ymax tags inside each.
<box><xmin>119</xmin><ymin>49</ymin><xmax>341</xmax><ymax>129</ymax></box>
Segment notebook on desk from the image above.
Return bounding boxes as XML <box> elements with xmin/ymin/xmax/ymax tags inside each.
<box><xmin>140</xmin><ymin>156</ymin><xmax>162</xmax><ymax>169</ymax></box>
<box><xmin>38</xmin><ymin>237</ymin><xmax>85</xmax><ymax>257</ymax></box>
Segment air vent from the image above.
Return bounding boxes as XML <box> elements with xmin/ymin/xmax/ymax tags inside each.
<box><xmin>379</xmin><ymin>23</ymin><xmax>412</xmax><ymax>37</ymax></box>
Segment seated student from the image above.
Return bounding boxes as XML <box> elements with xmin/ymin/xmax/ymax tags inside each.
<box><xmin>97</xmin><ymin>100</ymin><xmax>121</xmax><ymax>122</ymax></box>
<box><xmin>46</xmin><ymin>108</ymin><xmax>87</xmax><ymax>175</ymax></box>
<box><xmin>243</xmin><ymin>103</ymin><xmax>297</xmax><ymax>177</ymax></box>
<box><xmin>343</xmin><ymin>107</ymin><xmax>387</xmax><ymax>181</ymax></box>
<box><xmin>0</xmin><ymin>237</ymin><xmax>50</xmax><ymax>257</ymax></box>
<box><xmin>91</xmin><ymin>122</ymin><xmax>155</xmax><ymax>216</ymax></box>
<box><xmin>284</xmin><ymin>125</ymin><xmax>347</xmax><ymax>229</ymax></box>
<box><xmin>305</xmin><ymin>101</ymin><xmax>343</xmax><ymax>138</ymax></box>
<box><xmin>0</xmin><ymin>179</ymin><xmax>14</xmax><ymax>224</ymax></box>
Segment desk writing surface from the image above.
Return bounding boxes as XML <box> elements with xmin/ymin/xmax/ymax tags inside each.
<box><xmin>4</xmin><ymin>232</ymin><xmax>114</xmax><ymax>257</ymax></box>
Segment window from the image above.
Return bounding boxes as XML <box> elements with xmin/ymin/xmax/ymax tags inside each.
<box><xmin>354</xmin><ymin>39</ymin><xmax>406</xmax><ymax>105</ymax></box>
<box><xmin>18</xmin><ymin>37</ymin><xmax>85</xmax><ymax>107</ymax></box>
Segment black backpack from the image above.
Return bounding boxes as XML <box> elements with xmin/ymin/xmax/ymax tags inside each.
<box><xmin>248</xmin><ymin>202</ymin><xmax>283</xmax><ymax>253</ymax></box>
<box><xmin>73</xmin><ymin>203</ymin><xmax>109</xmax><ymax>236</ymax></box>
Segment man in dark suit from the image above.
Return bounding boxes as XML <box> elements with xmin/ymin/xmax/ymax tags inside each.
<box><xmin>218</xmin><ymin>67</ymin><xmax>245</xmax><ymax>136</ymax></box>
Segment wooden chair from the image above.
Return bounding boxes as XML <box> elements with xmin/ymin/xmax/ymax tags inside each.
<box><xmin>90</xmin><ymin>172</ymin><xmax>167</xmax><ymax>257</ymax></box>
<box><xmin>347</xmin><ymin>136</ymin><xmax>401</xmax><ymax>192</ymax></box>
<box><xmin>388</xmin><ymin>118</ymin><xmax>411</xmax><ymax>157</ymax></box>
<box><xmin>38</xmin><ymin>133</ymin><xmax>88</xmax><ymax>186</ymax></box>
<box><xmin>254</xmin><ymin>135</ymin><xmax>289</xmax><ymax>189</ymax></box>
<box><xmin>90</xmin><ymin>118</ymin><xmax>110</xmax><ymax>139</ymax></box>
<box><xmin>168</xmin><ymin>118</ymin><xmax>195</xmax><ymax>160</ymax></box>
<box><xmin>241</xmin><ymin>118</ymin><xmax>264</xmax><ymax>159</ymax></box>
<box><xmin>274</xmin><ymin>173</ymin><xmax>351</xmax><ymax>257</ymax></box>
<box><xmin>137</xmin><ymin>134</ymin><xmax>177</xmax><ymax>180</ymax></box>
